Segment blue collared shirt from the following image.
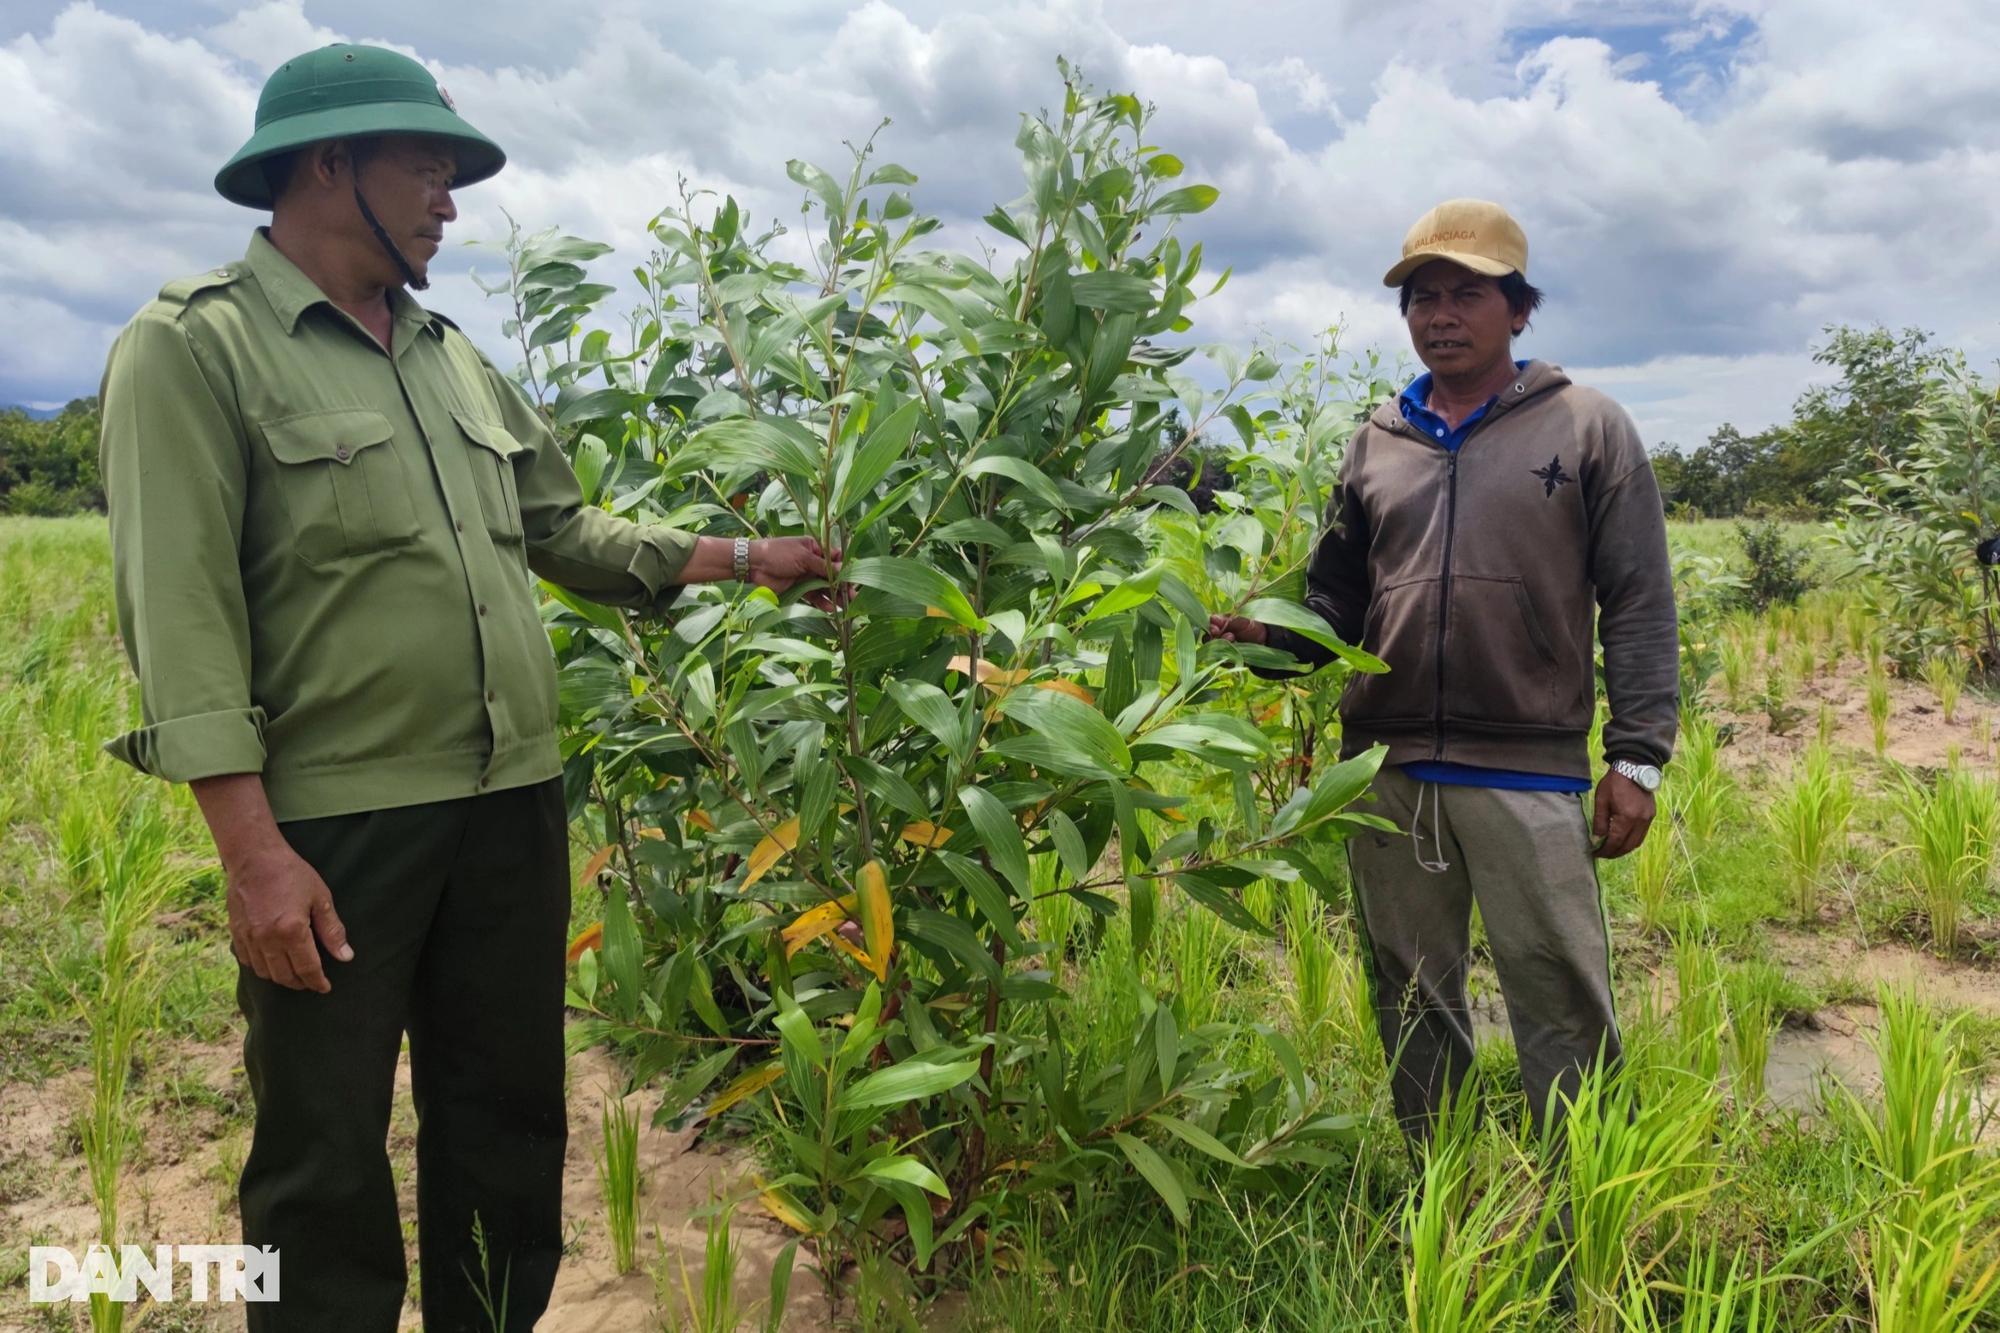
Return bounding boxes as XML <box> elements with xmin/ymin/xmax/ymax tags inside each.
<box><xmin>1393</xmin><ymin>362</ymin><xmax>1591</xmax><ymax>795</ymax></box>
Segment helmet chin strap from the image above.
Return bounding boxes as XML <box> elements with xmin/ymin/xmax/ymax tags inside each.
<box><xmin>352</xmin><ymin>184</ymin><xmax>427</xmax><ymax>291</ymax></box>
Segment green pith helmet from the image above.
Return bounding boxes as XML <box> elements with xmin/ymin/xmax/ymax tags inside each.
<box><xmin>214</xmin><ymin>43</ymin><xmax>505</xmax><ymax>209</ymax></box>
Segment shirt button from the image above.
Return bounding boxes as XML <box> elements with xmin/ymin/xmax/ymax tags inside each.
<box><xmin>479</xmin><ymin>777</ymin><xmax>491</xmax><ymax>789</ymax></box>
<box><xmin>477</xmin><ymin>604</ymin><xmax>487</xmax><ymax>616</ymax></box>
<box><xmin>1435</xmin><ymin>428</ymin><xmax>1445</xmax><ymax>438</ymax></box>
<box><xmin>454</xmin><ymin>520</ymin><xmax>463</xmax><ymax>533</ymax></box>
<box><xmin>335</xmin><ymin>446</ymin><xmax>350</xmax><ymax>461</ymax></box>
<box><xmin>486</xmin><ymin>689</ymin><xmax>496</xmax><ymax>702</ymax></box>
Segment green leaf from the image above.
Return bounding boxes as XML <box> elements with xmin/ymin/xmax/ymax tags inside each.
<box><xmin>1241</xmin><ymin>598</ymin><xmax>1389</xmax><ymax>673</ymax></box>
<box><xmin>1301</xmin><ymin>745</ymin><xmax>1388</xmax><ymax>827</ymax></box>
<box><xmin>838</xmin><ymin>401</ymin><xmax>921</xmax><ymax>513</ymax></box>
<box><xmin>936</xmin><ymin>850</ymin><xmax>1026</xmax><ymax>951</ymax></box>
<box><xmin>1151</xmin><ymin>184</ymin><xmax>1219</xmax><ymax>216</ymax></box>
<box><xmin>841</xmin><ymin>1059</ymin><xmax>981</xmax><ymax>1110</ymax></box>
<box><xmin>1000</xmin><ymin>688</ymin><xmax>1131</xmax><ymax>773</ymax></box>
<box><xmin>543</xmin><ymin>582</ymin><xmax>628</xmax><ymax>637</ymax></box>
<box><xmin>1146</xmin><ymin>1113</ymin><xmax>1251</xmax><ymax>1169</ymax></box>
<box><xmin>1172</xmin><ymin>871</ymin><xmax>1275</xmax><ymax>937</ymax></box>
<box><xmin>841</xmin><ymin>753</ymin><xmax>929</xmax><ymax>817</ymax></box>
<box><xmin>786</xmin><ymin>158</ymin><xmax>846</xmax><ymax>218</ymax></box>
<box><xmin>963</xmin><ymin>454</ymin><xmax>1069</xmax><ymax>513</ymax></box>
<box><xmin>844</xmin><ymin>556</ymin><xmax>983</xmax><ymax>629</ymax></box>
<box><xmin>1137</xmin><ymin>714</ymin><xmax>1275</xmax><ymax>763</ymax></box>
<box><xmin>1047</xmin><ymin>810</ymin><xmax>1090</xmax><ymax>883</ymax></box>
<box><xmin>856</xmin><ymin>1154</ymin><xmax>951</xmax><ymax>1195</ymax></box>
<box><xmin>682</xmin><ymin>416</ymin><xmax>825</xmax><ymax>480</ymax></box>
<box><xmin>1070</xmin><ymin>271</ymin><xmax>1157</xmax><ymax>313</ymax></box>
<box><xmin>1081</xmin><ymin>563</ymin><xmax>1165</xmax><ymax>623</ymax></box>
<box><xmin>864</xmin><ymin>163</ymin><xmax>920</xmax><ymax>187</ymax></box>
<box><xmin>886</xmin><ymin>679</ymin><xmax>970</xmax><ymax>760</ymax></box>
<box><xmin>651</xmin><ymin>1049</ymin><xmax>736</xmax><ymax>1129</ymax></box>
<box><xmin>602</xmin><ymin>879</ymin><xmax>643</xmax><ymax>1020</ymax></box>
<box><xmin>1113</xmin><ymin>1132</ymin><xmax>1189</xmax><ymax>1225</ymax></box>
<box><xmin>959</xmin><ymin>786</ymin><xmax>1032</xmax><ymax>897</ymax></box>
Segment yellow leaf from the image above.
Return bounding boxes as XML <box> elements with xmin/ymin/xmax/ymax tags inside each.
<box><xmin>947</xmin><ymin>655</ymin><xmax>1030</xmax><ymax>688</ymax></box>
<box><xmin>707</xmin><ymin>1063</ymin><xmax>784</xmax><ymax>1117</ymax></box>
<box><xmin>899</xmin><ymin>821</ymin><xmax>952</xmax><ymax>848</ymax></box>
<box><xmin>757</xmin><ymin>1181</ymin><xmax>817</xmax><ymax>1234</ymax></box>
<box><xmin>829</xmin><ymin>931</ymin><xmax>879</xmax><ymax>975</ymax></box>
<box><xmin>638</xmin><ymin>827</ymin><xmax>665</xmax><ymax>840</ymax></box>
<box><xmin>579</xmin><ymin>845</ymin><xmax>616</xmax><ymax>885</ymax></box>
<box><xmin>564</xmin><ymin>922</ymin><xmax>603</xmax><ymax>963</ymax></box>
<box><xmin>782</xmin><ymin>893</ymin><xmax>858</xmax><ymax>958</ymax></box>
<box><xmin>1160</xmin><ymin>808</ymin><xmax>1187</xmax><ymax>823</ymax></box>
<box><xmin>686</xmin><ymin>809</ymin><xmax>717</xmax><ymax>834</ymax></box>
<box><xmin>1036</xmin><ymin>678</ymin><xmax>1096</xmax><ymax>703</ymax></box>
<box><xmin>925</xmin><ymin>606</ymin><xmax>953</xmax><ymax>618</ymax></box>
<box><xmin>741</xmin><ymin>816</ymin><xmax>803</xmax><ymax>890</ymax></box>
<box><xmin>857</xmin><ymin>860</ymin><xmax>893</xmax><ymax>982</ymax></box>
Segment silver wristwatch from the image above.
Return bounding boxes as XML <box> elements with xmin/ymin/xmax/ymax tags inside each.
<box><xmin>1610</xmin><ymin>758</ymin><xmax>1663</xmax><ymax>792</ymax></box>
<box><xmin>732</xmin><ymin>536</ymin><xmax>751</xmax><ymax>583</ymax></box>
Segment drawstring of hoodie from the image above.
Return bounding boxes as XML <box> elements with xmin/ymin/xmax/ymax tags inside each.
<box><xmin>353</xmin><ymin>185</ymin><xmax>427</xmax><ymax>291</ymax></box>
<box><xmin>1411</xmin><ymin>780</ymin><xmax>1451</xmax><ymax>874</ymax></box>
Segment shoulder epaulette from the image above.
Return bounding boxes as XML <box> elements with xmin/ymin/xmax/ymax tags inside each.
<box><xmin>156</xmin><ymin>265</ymin><xmax>244</xmax><ymax>308</ymax></box>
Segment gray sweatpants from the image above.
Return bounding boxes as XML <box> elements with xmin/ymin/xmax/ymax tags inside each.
<box><xmin>1347</xmin><ymin>767</ymin><xmax>1621</xmax><ymax>1142</ymax></box>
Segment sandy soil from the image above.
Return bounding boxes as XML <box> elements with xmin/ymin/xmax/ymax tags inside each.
<box><xmin>0</xmin><ymin>1042</ymin><xmax>832</xmax><ymax>1332</ymax></box>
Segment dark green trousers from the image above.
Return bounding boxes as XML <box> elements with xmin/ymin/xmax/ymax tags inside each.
<box><xmin>238</xmin><ymin>779</ymin><xmax>571</xmax><ymax>1333</ymax></box>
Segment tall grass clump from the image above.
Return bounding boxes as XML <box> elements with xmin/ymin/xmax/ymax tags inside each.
<box><xmin>1627</xmin><ymin>815</ymin><xmax>1678</xmax><ymax>936</ymax></box>
<box><xmin>1562</xmin><ymin>1062</ymin><xmax>1724</xmax><ymax>1333</ymax></box>
<box><xmin>1922</xmin><ymin>653</ymin><xmax>1967</xmax><ymax>724</ymax></box>
<box><xmin>1767</xmin><ymin>743</ymin><xmax>1856</xmax><ymax>923</ymax></box>
<box><xmin>1868</xmin><ymin>670</ymin><xmax>1892</xmax><ymax>756</ymax></box>
<box><xmin>1843</xmin><ymin>990</ymin><xmax>2000</xmax><ymax>1332</ymax></box>
<box><xmin>1402</xmin><ymin>1086</ymin><xmax>1555</xmax><ymax>1333</ymax></box>
<box><xmin>1617</xmin><ymin>1240</ymin><xmax>1777</xmax><ymax>1333</ymax></box>
<box><xmin>70</xmin><ymin>797</ymin><xmax>176</xmax><ymax>1333</ymax></box>
<box><xmin>1673</xmin><ymin>714</ymin><xmax>1731</xmax><ymax>849</ymax></box>
<box><xmin>596</xmin><ymin>1094</ymin><xmax>644</xmax><ymax>1276</ymax></box>
<box><xmin>1723</xmin><ymin>963</ymin><xmax>1786</xmax><ymax>1110</ymax></box>
<box><xmin>1895</xmin><ymin>766</ymin><xmax>1998</xmax><ymax>956</ymax></box>
<box><xmin>1719</xmin><ymin>637</ymin><xmax>1751</xmax><ymax>711</ymax></box>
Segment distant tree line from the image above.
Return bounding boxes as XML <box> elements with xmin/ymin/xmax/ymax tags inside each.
<box><xmin>1650</xmin><ymin>325</ymin><xmax>1952</xmax><ymax>518</ymax></box>
<box><xmin>0</xmin><ymin>399</ymin><xmax>102</xmax><ymax>516</ymax></box>
<box><xmin>0</xmin><ymin>324</ymin><xmax>1956</xmax><ymax>523</ymax></box>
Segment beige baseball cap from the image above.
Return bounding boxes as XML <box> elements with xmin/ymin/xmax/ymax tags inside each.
<box><xmin>1382</xmin><ymin>199</ymin><xmax>1529</xmax><ymax>287</ymax></box>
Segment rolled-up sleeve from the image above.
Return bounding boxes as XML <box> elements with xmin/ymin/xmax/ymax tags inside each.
<box><xmin>484</xmin><ymin>361</ymin><xmax>697</xmax><ymax>609</ymax></box>
<box><xmin>99</xmin><ymin>313</ymin><xmax>268</xmax><ymax>781</ymax></box>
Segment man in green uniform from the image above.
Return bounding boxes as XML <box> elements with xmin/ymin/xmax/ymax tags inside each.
<box><xmin>99</xmin><ymin>44</ymin><xmax>830</xmax><ymax>1331</ymax></box>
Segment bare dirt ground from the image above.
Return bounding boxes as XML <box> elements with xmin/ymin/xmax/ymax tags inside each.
<box><xmin>0</xmin><ymin>1042</ymin><xmax>832</xmax><ymax>1332</ymax></box>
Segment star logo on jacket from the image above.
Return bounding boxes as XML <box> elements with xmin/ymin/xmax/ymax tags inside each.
<box><xmin>1531</xmin><ymin>455</ymin><xmax>1574</xmax><ymax>497</ymax></box>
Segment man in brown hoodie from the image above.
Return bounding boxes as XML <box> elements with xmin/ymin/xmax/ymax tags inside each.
<box><xmin>1212</xmin><ymin>200</ymin><xmax>1677</xmax><ymax>1143</ymax></box>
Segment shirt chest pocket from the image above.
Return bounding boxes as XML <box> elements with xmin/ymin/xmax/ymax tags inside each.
<box><xmin>261</xmin><ymin>409</ymin><xmax>421</xmax><ymax>566</ymax></box>
<box><xmin>452</xmin><ymin>411</ymin><xmax>526</xmax><ymax>544</ymax></box>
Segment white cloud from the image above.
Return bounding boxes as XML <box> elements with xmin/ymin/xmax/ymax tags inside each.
<box><xmin>3</xmin><ymin>0</ymin><xmax>1998</xmax><ymax>449</ymax></box>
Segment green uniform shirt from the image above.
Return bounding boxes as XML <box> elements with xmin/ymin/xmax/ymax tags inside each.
<box><xmin>100</xmin><ymin>229</ymin><xmax>695</xmax><ymax>822</ymax></box>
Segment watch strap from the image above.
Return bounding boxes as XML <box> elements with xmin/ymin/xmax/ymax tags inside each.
<box><xmin>732</xmin><ymin>536</ymin><xmax>751</xmax><ymax>583</ymax></box>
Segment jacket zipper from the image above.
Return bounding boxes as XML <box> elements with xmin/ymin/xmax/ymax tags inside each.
<box><xmin>1433</xmin><ymin>448</ymin><xmax>1458</xmax><ymax>760</ymax></box>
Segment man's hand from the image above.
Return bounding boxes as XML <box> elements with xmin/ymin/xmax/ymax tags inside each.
<box><xmin>748</xmin><ymin>537</ymin><xmax>838</xmax><ymax>597</ymax></box>
<box><xmin>1591</xmin><ymin>768</ymin><xmax>1656</xmax><ymax>860</ymax></box>
<box><xmin>225</xmin><ymin>842</ymin><xmax>352</xmax><ymax>992</ymax></box>
<box><xmin>1206</xmin><ymin>614</ymin><xmax>1267</xmax><ymax>646</ymax></box>
<box><xmin>191</xmin><ymin>772</ymin><xmax>352</xmax><ymax>993</ymax></box>
<box><xmin>683</xmin><ymin>535</ymin><xmax>843</xmax><ymax>610</ymax></box>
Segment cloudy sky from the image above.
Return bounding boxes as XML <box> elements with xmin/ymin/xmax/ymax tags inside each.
<box><xmin>4</xmin><ymin>0</ymin><xmax>1997</xmax><ymax>446</ymax></box>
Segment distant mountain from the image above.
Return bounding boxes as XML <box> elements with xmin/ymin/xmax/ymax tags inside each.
<box><xmin>2</xmin><ymin>405</ymin><xmax>64</xmax><ymax>420</ymax></box>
